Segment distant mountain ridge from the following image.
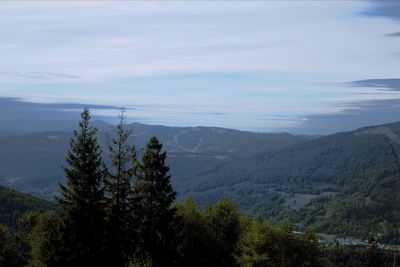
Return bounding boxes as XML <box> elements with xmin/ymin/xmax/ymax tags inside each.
<box><xmin>1</xmin><ymin>120</ymin><xmax>400</xmax><ymax>242</ymax></box>
<box><xmin>186</xmin><ymin>122</ymin><xmax>400</xmax><ymax>241</ymax></box>
<box><xmin>0</xmin><ymin>121</ymin><xmax>307</xmax><ymax>199</ymax></box>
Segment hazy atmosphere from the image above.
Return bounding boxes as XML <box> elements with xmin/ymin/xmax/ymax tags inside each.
<box><xmin>3</xmin><ymin>2</ymin><xmax>400</xmax><ymax>266</ymax></box>
<box><xmin>1</xmin><ymin>1</ymin><xmax>400</xmax><ymax>134</ymax></box>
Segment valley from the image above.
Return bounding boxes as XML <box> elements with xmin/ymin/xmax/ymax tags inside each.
<box><xmin>0</xmin><ymin>121</ymin><xmax>400</xmax><ymax>242</ymax></box>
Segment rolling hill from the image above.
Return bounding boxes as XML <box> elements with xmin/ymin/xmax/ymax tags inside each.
<box><xmin>0</xmin><ymin>122</ymin><xmax>307</xmax><ymax>199</ymax></box>
<box><xmin>0</xmin><ymin>185</ymin><xmax>54</xmax><ymax>227</ymax></box>
<box><xmin>186</xmin><ymin>122</ymin><xmax>400</xmax><ymax>242</ymax></box>
<box><xmin>1</xmin><ymin>120</ymin><xmax>400</xmax><ymax>241</ymax></box>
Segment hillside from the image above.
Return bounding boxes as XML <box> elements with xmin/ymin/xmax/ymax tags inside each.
<box><xmin>1</xmin><ymin>120</ymin><xmax>400</xmax><ymax>242</ymax></box>
<box><xmin>0</xmin><ymin>122</ymin><xmax>307</xmax><ymax>198</ymax></box>
<box><xmin>0</xmin><ymin>184</ymin><xmax>54</xmax><ymax>227</ymax></box>
<box><xmin>186</xmin><ymin>122</ymin><xmax>400</xmax><ymax>241</ymax></box>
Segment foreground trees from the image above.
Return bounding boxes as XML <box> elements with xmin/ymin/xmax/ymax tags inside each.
<box><xmin>0</xmin><ymin>108</ymin><xmax>397</xmax><ymax>266</ymax></box>
<box><xmin>0</xmin><ymin>225</ymin><xmax>23</xmax><ymax>267</ymax></box>
<box><xmin>134</xmin><ymin>137</ymin><xmax>177</xmax><ymax>266</ymax></box>
<box><xmin>57</xmin><ymin>108</ymin><xmax>107</xmax><ymax>266</ymax></box>
<box><xmin>104</xmin><ymin>110</ymin><xmax>137</xmax><ymax>267</ymax></box>
<box><xmin>237</xmin><ymin>219</ymin><xmax>319</xmax><ymax>267</ymax></box>
<box><xmin>49</xmin><ymin>109</ymin><xmax>178</xmax><ymax>266</ymax></box>
<box><xmin>174</xmin><ymin>198</ymin><xmax>242</xmax><ymax>267</ymax></box>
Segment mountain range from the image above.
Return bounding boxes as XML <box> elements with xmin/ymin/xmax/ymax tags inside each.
<box><xmin>0</xmin><ymin>120</ymin><xmax>399</xmax><ymax>241</ymax></box>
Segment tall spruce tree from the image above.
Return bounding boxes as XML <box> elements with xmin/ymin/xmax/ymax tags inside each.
<box><xmin>58</xmin><ymin>108</ymin><xmax>107</xmax><ymax>266</ymax></box>
<box><xmin>104</xmin><ymin>109</ymin><xmax>137</xmax><ymax>266</ymax></box>
<box><xmin>134</xmin><ymin>137</ymin><xmax>177</xmax><ymax>266</ymax></box>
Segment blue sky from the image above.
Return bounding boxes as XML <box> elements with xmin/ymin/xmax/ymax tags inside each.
<box><xmin>1</xmin><ymin>1</ymin><xmax>400</xmax><ymax>134</ymax></box>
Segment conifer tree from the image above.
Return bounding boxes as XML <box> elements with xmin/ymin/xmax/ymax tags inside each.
<box><xmin>104</xmin><ymin>109</ymin><xmax>137</xmax><ymax>266</ymax></box>
<box><xmin>133</xmin><ymin>137</ymin><xmax>177</xmax><ymax>266</ymax></box>
<box><xmin>58</xmin><ymin>108</ymin><xmax>107</xmax><ymax>266</ymax></box>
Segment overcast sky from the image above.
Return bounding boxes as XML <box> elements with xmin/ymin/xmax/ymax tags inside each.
<box><xmin>0</xmin><ymin>1</ymin><xmax>400</xmax><ymax>134</ymax></box>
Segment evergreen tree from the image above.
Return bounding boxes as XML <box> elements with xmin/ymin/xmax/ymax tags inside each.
<box><xmin>57</xmin><ymin>108</ymin><xmax>107</xmax><ymax>266</ymax></box>
<box><xmin>104</xmin><ymin>109</ymin><xmax>137</xmax><ymax>266</ymax></box>
<box><xmin>134</xmin><ymin>137</ymin><xmax>177</xmax><ymax>266</ymax></box>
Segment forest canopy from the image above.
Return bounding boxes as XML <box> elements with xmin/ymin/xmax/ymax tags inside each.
<box><xmin>0</xmin><ymin>109</ymin><xmax>397</xmax><ymax>267</ymax></box>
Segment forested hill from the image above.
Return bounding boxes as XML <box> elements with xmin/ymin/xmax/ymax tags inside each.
<box><xmin>0</xmin><ymin>185</ymin><xmax>54</xmax><ymax>227</ymax></box>
<box><xmin>187</xmin><ymin>122</ymin><xmax>400</xmax><ymax>241</ymax></box>
<box><xmin>1</xmin><ymin>121</ymin><xmax>400</xmax><ymax>241</ymax></box>
<box><xmin>0</xmin><ymin>123</ymin><xmax>308</xmax><ymax>198</ymax></box>
<box><xmin>186</xmin><ymin>122</ymin><xmax>400</xmax><ymax>192</ymax></box>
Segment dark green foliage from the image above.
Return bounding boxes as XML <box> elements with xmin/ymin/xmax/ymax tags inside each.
<box><xmin>4</xmin><ymin>120</ymin><xmax>400</xmax><ymax>242</ymax></box>
<box><xmin>2</xmin><ymin>110</ymin><xmax>400</xmax><ymax>265</ymax></box>
<box><xmin>57</xmin><ymin>109</ymin><xmax>107</xmax><ymax>266</ymax></box>
<box><xmin>319</xmin><ymin>242</ymin><xmax>399</xmax><ymax>267</ymax></box>
<box><xmin>27</xmin><ymin>211</ymin><xmax>64</xmax><ymax>267</ymax></box>
<box><xmin>363</xmin><ymin>238</ymin><xmax>383</xmax><ymax>267</ymax></box>
<box><xmin>16</xmin><ymin>210</ymin><xmax>41</xmax><ymax>263</ymax></box>
<box><xmin>188</xmin><ymin>123</ymin><xmax>400</xmax><ymax>242</ymax></box>
<box><xmin>104</xmin><ymin>110</ymin><xmax>137</xmax><ymax>267</ymax></box>
<box><xmin>0</xmin><ymin>224</ymin><xmax>23</xmax><ymax>267</ymax></box>
<box><xmin>174</xmin><ymin>197</ymin><xmax>210</xmax><ymax>267</ymax></box>
<box><xmin>175</xmin><ymin>198</ymin><xmax>242</xmax><ymax>267</ymax></box>
<box><xmin>134</xmin><ymin>137</ymin><xmax>177</xmax><ymax>266</ymax></box>
<box><xmin>1</xmin><ymin>192</ymin><xmax>399</xmax><ymax>267</ymax></box>
<box><xmin>203</xmin><ymin>198</ymin><xmax>242</xmax><ymax>267</ymax></box>
<box><xmin>0</xmin><ymin>185</ymin><xmax>54</xmax><ymax>227</ymax></box>
<box><xmin>237</xmin><ymin>219</ymin><xmax>319</xmax><ymax>267</ymax></box>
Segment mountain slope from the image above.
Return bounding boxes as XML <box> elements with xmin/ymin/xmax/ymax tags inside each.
<box><xmin>187</xmin><ymin>124</ymin><xmax>400</xmax><ymax>192</ymax></box>
<box><xmin>185</xmin><ymin>122</ymin><xmax>400</xmax><ymax>241</ymax></box>
<box><xmin>0</xmin><ymin>122</ymin><xmax>307</xmax><ymax>198</ymax></box>
<box><xmin>0</xmin><ymin>185</ymin><xmax>54</xmax><ymax>227</ymax></box>
<box><xmin>2</xmin><ymin>120</ymin><xmax>400</xmax><ymax>241</ymax></box>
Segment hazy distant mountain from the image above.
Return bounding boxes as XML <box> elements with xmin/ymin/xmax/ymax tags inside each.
<box><xmin>0</xmin><ymin>122</ymin><xmax>307</xmax><ymax>199</ymax></box>
<box><xmin>0</xmin><ymin>97</ymin><xmax>119</xmax><ymax>135</ymax></box>
<box><xmin>2</xmin><ymin>120</ymin><xmax>400</xmax><ymax>241</ymax></box>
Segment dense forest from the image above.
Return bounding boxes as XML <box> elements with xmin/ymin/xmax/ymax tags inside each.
<box><xmin>0</xmin><ymin>109</ymin><xmax>399</xmax><ymax>267</ymax></box>
<box><xmin>2</xmin><ymin>120</ymin><xmax>400</xmax><ymax>244</ymax></box>
<box><xmin>0</xmin><ymin>185</ymin><xmax>54</xmax><ymax>227</ymax></box>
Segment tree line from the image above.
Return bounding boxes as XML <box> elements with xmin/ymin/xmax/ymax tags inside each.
<box><xmin>0</xmin><ymin>109</ymin><xmax>397</xmax><ymax>267</ymax></box>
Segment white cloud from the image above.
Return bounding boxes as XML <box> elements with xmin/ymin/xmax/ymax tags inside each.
<box><xmin>1</xmin><ymin>1</ymin><xmax>400</xmax><ymax>132</ymax></box>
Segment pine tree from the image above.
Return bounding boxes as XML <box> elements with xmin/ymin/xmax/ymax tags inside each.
<box><xmin>57</xmin><ymin>108</ymin><xmax>107</xmax><ymax>266</ymax></box>
<box><xmin>104</xmin><ymin>109</ymin><xmax>137</xmax><ymax>266</ymax></box>
<box><xmin>133</xmin><ymin>137</ymin><xmax>177</xmax><ymax>266</ymax></box>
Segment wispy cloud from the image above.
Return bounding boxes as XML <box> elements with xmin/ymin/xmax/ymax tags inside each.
<box><xmin>348</xmin><ymin>78</ymin><xmax>400</xmax><ymax>91</ymax></box>
<box><xmin>0</xmin><ymin>70</ymin><xmax>81</xmax><ymax>80</ymax></box>
<box><xmin>386</xmin><ymin>31</ymin><xmax>400</xmax><ymax>37</ymax></box>
<box><xmin>0</xmin><ymin>43</ymin><xmax>18</xmax><ymax>50</ymax></box>
<box><xmin>363</xmin><ymin>1</ymin><xmax>400</xmax><ymax>20</ymax></box>
<box><xmin>0</xmin><ymin>1</ymin><xmax>400</xmax><ymax>134</ymax></box>
<box><xmin>293</xmin><ymin>98</ymin><xmax>400</xmax><ymax>135</ymax></box>
<box><xmin>363</xmin><ymin>1</ymin><xmax>400</xmax><ymax>37</ymax></box>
